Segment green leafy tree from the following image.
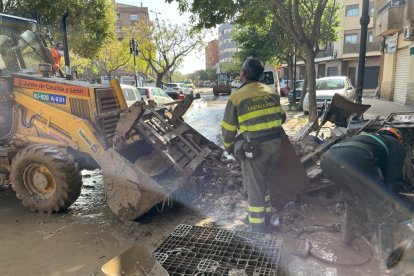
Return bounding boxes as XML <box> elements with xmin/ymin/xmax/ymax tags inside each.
<box><xmin>70</xmin><ymin>54</ymin><xmax>98</xmax><ymax>81</ymax></box>
<box><xmin>1</xmin><ymin>0</ymin><xmax>115</xmax><ymax>58</ymax></box>
<box><xmin>92</xmin><ymin>37</ymin><xmax>131</xmax><ymax>80</ymax></box>
<box><xmin>190</xmin><ymin>68</ymin><xmax>216</xmax><ymax>81</ymax></box>
<box><xmin>133</xmin><ymin>18</ymin><xmax>205</xmax><ymax>88</ymax></box>
<box><xmin>232</xmin><ymin>19</ymin><xmax>304</xmax><ymax>106</ymax></box>
<box><xmin>220</xmin><ymin>60</ymin><xmax>241</xmax><ymax>79</ymax></box>
<box><xmin>168</xmin><ymin>0</ymin><xmax>341</xmax><ymax>121</ymax></box>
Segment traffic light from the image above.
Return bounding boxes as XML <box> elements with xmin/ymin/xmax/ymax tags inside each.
<box><xmin>129</xmin><ymin>38</ymin><xmax>139</xmax><ymax>56</ymax></box>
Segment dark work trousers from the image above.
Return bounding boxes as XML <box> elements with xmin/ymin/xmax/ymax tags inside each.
<box><xmin>240</xmin><ymin>138</ymin><xmax>281</xmax><ymax>232</ymax></box>
<box><xmin>321</xmin><ymin>147</ymin><xmax>394</xmax><ymax>235</ymax></box>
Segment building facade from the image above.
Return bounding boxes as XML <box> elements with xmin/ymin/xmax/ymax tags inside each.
<box><xmin>205</xmin><ymin>39</ymin><xmax>219</xmax><ymax>69</ymax></box>
<box><xmin>284</xmin><ymin>0</ymin><xmax>381</xmax><ymax>90</ymax></box>
<box><xmin>375</xmin><ymin>0</ymin><xmax>414</xmax><ymax>104</ymax></box>
<box><xmin>114</xmin><ymin>2</ymin><xmax>150</xmax><ymax>85</ymax></box>
<box><xmin>115</xmin><ymin>2</ymin><xmax>149</xmax><ymax>37</ymax></box>
<box><xmin>218</xmin><ymin>23</ymin><xmax>238</xmax><ymax>64</ymax></box>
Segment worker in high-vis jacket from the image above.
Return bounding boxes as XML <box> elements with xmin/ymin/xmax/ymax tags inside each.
<box><xmin>221</xmin><ymin>57</ymin><xmax>286</xmax><ymax>232</ymax></box>
<box><xmin>320</xmin><ymin>127</ymin><xmax>406</xmax><ymax>247</ymax></box>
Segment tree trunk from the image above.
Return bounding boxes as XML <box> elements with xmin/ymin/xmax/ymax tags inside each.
<box><xmin>156</xmin><ymin>73</ymin><xmax>165</xmax><ymax>88</ymax></box>
<box><xmin>287</xmin><ymin>55</ymin><xmax>294</xmax><ymax>94</ymax></box>
<box><xmin>298</xmin><ymin>74</ymin><xmax>308</xmax><ymax>110</ymax></box>
<box><xmin>304</xmin><ymin>48</ymin><xmax>317</xmax><ymax>122</ymax></box>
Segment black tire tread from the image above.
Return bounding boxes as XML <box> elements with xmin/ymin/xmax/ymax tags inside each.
<box><xmin>10</xmin><ymin>144</ymin><xmax>82</xmax><ymax>213</ymax></box>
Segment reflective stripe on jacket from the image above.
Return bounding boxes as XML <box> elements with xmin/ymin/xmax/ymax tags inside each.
<box><xmin>221</xmin><ymin>82</ymin><xmax>285</xmax><ymax>149</ymax></box>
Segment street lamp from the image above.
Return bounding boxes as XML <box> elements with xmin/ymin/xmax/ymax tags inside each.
<box><xmin>129</xmin><ymin>38</ymin><xmax>139</xmax><ymax>87</ymax></box>
<box><xmin>356</xmin><ymin>0</ymin><xmax>370</xmax><ymax>104</ymax></box>
<box><xmin>149</xmin><ymin>10</ymin><xmax>162</xmax><ymax>21</ymax></box>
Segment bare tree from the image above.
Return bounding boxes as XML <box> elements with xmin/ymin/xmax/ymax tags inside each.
<box><xmin>133</xmin><ymin>19</ymin><xmax>204</xmax><ymax>87</ymax></box>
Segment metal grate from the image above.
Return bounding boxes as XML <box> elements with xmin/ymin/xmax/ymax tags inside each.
<box><xmin>70</xmin><ymin>98</ymin><xmax>91</xmax><ymax>120</ymax></box>
<box><xmin>95</xmin><ymin>88</ymin><xmax>120</xmax><ymax>145</ymax></box>
<box><xmin>153</xmin><ymin>224</ymin><xmax>283</xmax><ymax>276</ymax></box>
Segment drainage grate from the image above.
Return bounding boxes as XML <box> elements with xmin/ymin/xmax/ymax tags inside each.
<box><xmin>153</xmin><ymin>224</ymin><xmax>283</xmax><ymax>276</ymax></box>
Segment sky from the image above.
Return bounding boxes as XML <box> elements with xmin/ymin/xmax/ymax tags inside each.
<box><xmin>117</xmin><ymin>0</ymin><xmax>217</xmax><ymax>74</ymax></box>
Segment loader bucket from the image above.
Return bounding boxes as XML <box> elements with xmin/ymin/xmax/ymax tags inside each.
<box><xmin>101</xmin><ymin>148</ymin><xmax>173</xmax><ymax>221</ymax></box>
<box><xmin>102</xmin><ymin>101</ymin><xmax>224</xmax><ymax>220</ymax></box>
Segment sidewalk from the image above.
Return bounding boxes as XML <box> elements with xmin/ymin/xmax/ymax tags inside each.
<box><xmin>362</xmin><ymin>98</ymin><xmax>414</xmax><ymax>119</ymax></box>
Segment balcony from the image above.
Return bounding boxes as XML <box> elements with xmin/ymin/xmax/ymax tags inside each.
<box><xmin>375</xmin><ymin>0</ymin><xmax>407</xmax><ymax>36</ymax></box>
<box><xmin>343</xmin><ymin>41</ymin><xmax>381</xmax><ymax>54</ymax></box>
<box><xmin>343</xmin><ymin>43</ymin><xmax>360</xmax><ymax>53</ymax></box>
<box><xmin>316</xmin><ymin>47</ymin><xmax>334</xmax><ymax>58</ymax></box>
<box><xmin>367</xmin><ymin>41</ymin><xmax>382</xmax><ymax>52</ymax></box>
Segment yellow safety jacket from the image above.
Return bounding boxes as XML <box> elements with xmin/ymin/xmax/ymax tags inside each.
<box><xmin>221</xmin><ymin>82</ymin><xmax>286</xmax><ymax>149</ymax></box>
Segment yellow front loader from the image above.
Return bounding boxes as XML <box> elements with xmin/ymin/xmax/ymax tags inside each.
<box><xmin>0</xmin><ymin>13</ymin><xmax>222</xmax><ymax>220</ymax></box>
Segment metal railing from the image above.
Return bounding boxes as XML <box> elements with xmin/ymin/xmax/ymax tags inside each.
<box><xmin>343</xmin><ymin>41</ymin><xmax>381</xmax><ymax>53</ymax></box>
<box><xmin>316</xmin><ymin>47</ymin><xmax>334</xmax><ymax>58</ymax></box>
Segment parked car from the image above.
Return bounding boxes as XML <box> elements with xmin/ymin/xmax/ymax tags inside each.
<box><xmin>287</xmin><ymin>80</ymin><xmax>304</xmax><ymax>103</ymax></box>
<box><xmin>302</xmin><ymin>76</ymin><xmax>356</xmax><ymax>113</ymax></box>
<box><xmin>120</xmin><ymin>84</ymin><xmax>142</xmax><ymax>107</ymax></box>
<box><xmin>261</xmin><ymin>66</ymin><xmax>280</xmax><ymax>95</ymax></box>
<box><xmin>121</xmin><ymin>84</ymin><xmax>175</xmax><ymax>107</ymax></box>
<box><xmin>165</xmin><ymin>83</ymin><xmax>191</xmax><ymax>99</ymax></box>
<box><xmin>137</xmin><ymin>87</ymin><xmax>175</xmax><ymax>105</ymax></box>
<box><xmin>279</xmin><ymin>79</ymin><xmax>289</xmax><ymax>97</ymax></box>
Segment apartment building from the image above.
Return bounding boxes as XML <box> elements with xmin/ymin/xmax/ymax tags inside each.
<box><xmin>319</xmin><ymin>0</ymin><xmax>380</xmax><ymax>88</ymax></box>
<box><xmin>205</xmin><ymin>39</ymin><xmax>219</xmax><ymax>69</ymax></box>
<box><xmin>115</xmin><ymin>2</ymin><xmax>149</xmax><ymax>38</ymax></box>
<box><xmin>284</xmin><ymin>0</ymin><xmax>381</xmax><ymax>90</ymax></box>
<box><xmin>218</xmin><ymin>23</ymin><xmax>238</xmax><ymax>64</ymax></box>
<box><xmin>113</xmin><ymin>2</ymin><xmax>149</xmax><ymax>85</ymax></box>
<box><xmin>375</xmin><ymin>0</ymin><xmax>414</xmax><ymax>104</ymax></box>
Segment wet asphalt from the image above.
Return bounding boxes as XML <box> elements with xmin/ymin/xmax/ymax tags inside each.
<box><xmin>0</xmin><ymin>90</ymin><xmax>390</xmax><ymax>275</ymax></box>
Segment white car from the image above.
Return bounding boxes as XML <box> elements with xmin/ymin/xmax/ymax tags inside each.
<box><xmin>303</xmin><ymin>76</ymin><xmax>356</xmax><ymax>113</ymax></box>
<box><xmin>165</xmin><ymin>83</ymin><xmax>192</xmax><ymax>99</ymax></box>
<box><xmin>138</xmin><ymin>86</ymin><xmax>175</xmax><ymax>106</ymax></box>
<box><xmin>121</xmin><ymin>84</ymin><xmax>174</xmax><ymax>107</ymax></box>
<box><xmin>120</xmin><ymin>84</ymin><xmax>142</xmax><ymax>107</ymax></box>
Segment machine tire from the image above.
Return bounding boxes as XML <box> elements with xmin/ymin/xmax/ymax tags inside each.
<box><xmin>10</xmin><ymin>144</ymin><xmax>83</xmax><ymax>213</ymax></box>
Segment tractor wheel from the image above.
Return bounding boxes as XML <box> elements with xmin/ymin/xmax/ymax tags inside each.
<box><xmin>10</xmin><ymin>145</ymin><xmax>82</xmax><ymax>213</ymax></box>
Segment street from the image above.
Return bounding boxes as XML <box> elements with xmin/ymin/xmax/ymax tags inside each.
<box><xmin>0</xmin><ymin>90</ymin><xmax>394</xmax><ymax>276</ymax></box>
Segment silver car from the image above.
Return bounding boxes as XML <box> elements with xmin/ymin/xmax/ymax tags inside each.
<box><xmin>303</xmin><ymin>76</ymin><xmax>356</xmax><ymax>113</ymax></box>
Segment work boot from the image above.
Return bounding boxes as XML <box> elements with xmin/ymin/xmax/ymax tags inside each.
<box><xmin>249</xmin><ymin>223</ymin><xmax>269</xmax><ymax>234</ymax></box>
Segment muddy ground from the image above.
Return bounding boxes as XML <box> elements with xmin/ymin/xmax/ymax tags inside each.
<box><xmin>0</xmin><ymin>91</ymin><xmax>409</xmax><ymax>275</ymax></box>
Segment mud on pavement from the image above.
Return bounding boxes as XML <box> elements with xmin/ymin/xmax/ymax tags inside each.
<box><xmin>0</xmin><ymin>95</ymin><xmax>391</xmax><ymax>275</ymax></box>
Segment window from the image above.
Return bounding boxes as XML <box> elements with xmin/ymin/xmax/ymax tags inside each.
<box><xmin>158</xmin><ymin>89</ymin><xmax>168</xmax><ymax>97</ymax></box>
<box><xmin>368</xmin><ymin>32</ymin><xmax>373</xmax><ymax>43</ymax></box>
<box><xmin>368</xmin><ymin>2</ymin><xmax>375</xmax><ymax>17</ymax></box>
<box><xmin>130</xmin><ymin>14</ymin><xmax>138</xmax><ymax>21</ymax></box>
<box><xmin>138</xmin><ymin>88</ymin><xmax>147</xmax><ymax>96</ymax></box>
<box><xmin>260</xmin><ymin>72</ymin><xmax>274</xmax><ymax>85</ymax></box>
<box><xmin>116</xmin><ymin>13</ymin><xmax>120</xmax><ymax>20</ymax></box>
<box><xmin>346</xmin><ymin>4</ymin><xmax>359</xmax><ymax>16</ymax></box>
<box><xmin>326</xmin><ymin>67</ymin><xmax>339</xmax><ymax>77</ymax></box>
<box><xmin>123</xmin><ymin>88</ymin><xmax>136</xmax><ymax>101</ymax></box>
<box><xmin>344</xmin><ymin>34</ymin><xmax>358</xmax><ymax>44</ymax></box>
<box><xmin>391</xmin><ymin>0</ymin><xmax>407</xmax><ymax>6</ymax></box>
<box><xmin>316</xmin><ymin>78</ymin><xmax>344</xmax><ymax>89</ymax></box>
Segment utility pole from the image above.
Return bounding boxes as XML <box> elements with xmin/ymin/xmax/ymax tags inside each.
<box><xmin>356</xmin><ymin>0</ymin><xmax>370</xmax><ymax>104</ymax></box>
<box><xmin>129</xmin><ymin>38</ymin><xmax>139</xmax><ymax>87</ymax></box>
